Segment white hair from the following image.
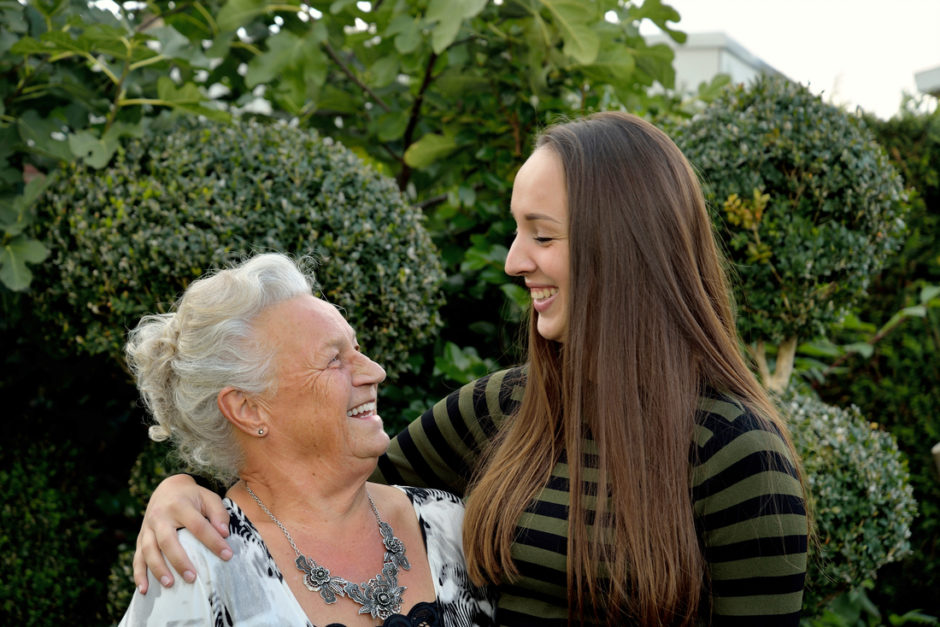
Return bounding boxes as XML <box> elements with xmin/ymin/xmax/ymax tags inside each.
<box><xmin>125</xmin><ymin>253</ymin><xmax>316</xmax><ymax>484</ymax></box>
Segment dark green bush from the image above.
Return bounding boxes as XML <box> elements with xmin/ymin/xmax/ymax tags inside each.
<box><xmin>674</xmin><ymin>76</ymin><xmax>908</xmax><ymax>345</ymax></box>
<box><xmin>29</xmin><ymin>117</ymin><xmax>445</xmax><ymax>381</ymax></box>
<box><xmin>781</xmin><ymin>390</ymin><xmax>917</xmax><ymax>614</ymax></box>
<box><xmin>0</xmin><ymin>440</ymin><xmax>103</xmax><ymax>625</ymax></box>
<box><xmin>107</xmin><ymin>440</ymin><xmax>181</xmax><ymax>622</ymax></box>
<box><xmin>815</xmin><ymin>100</ymin><xmax>940</xmax><ymax>617</ymax></box>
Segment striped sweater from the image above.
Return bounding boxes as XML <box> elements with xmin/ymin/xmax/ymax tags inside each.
<box><xmin>374</xmin><ymin>368</ymin><xmax>807</xmax><ymax>625</ymax></box>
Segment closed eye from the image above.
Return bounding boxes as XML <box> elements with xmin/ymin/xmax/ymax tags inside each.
<box><xmin>534</xmin><ymin>236</ymin><xmax>554</xmax><ymax>244</ymax></box>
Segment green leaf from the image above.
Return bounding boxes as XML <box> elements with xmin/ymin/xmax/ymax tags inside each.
<box><xmin>217</xmin><ymin>0</ymin><xmax>269</xmax><ymax>32</ymax></box>
<box><xmin>920</xmin><ymin>284</ymin><xmax>940</xmax><ymax>305</ymax></box>
<box><xmin>404</xmin><ymin>131</ymin><xmax>458</xmax><ymax>168</ymax></box>
<box><xmin>157</xmin><ymin>77</ymin><xmax>203</xmax><ymax>104</ymax></box>
<box><xmin>151</xmin><ymin>26</ymin><xmax>209</xmax><ymax>66</ymax></box>
<box><xmin>425</xmin><ymin>0</ymin><xmax>486</xmax><ymax>54</ymax></box>
<box><xmin>0</xmin><ymin>235</ymin><xmax>49</xmax><ymax>291</ymax></box>
<box><xmin>539</xmin><ymin>0</ymin><xmax>599</xmax><ymax>65</ymax></box>
<box><xmin>68</xmin><ymin>130</ymin><xmax>118</xmax><ymax>169</ymax></box>
<box><xmin>17</xmin><ymin>111</ymin><xmax>73</xmax><ymax>162</ymax></box>
<box><xmin>0</xmin><ymin>174</ymin><xmax>56</xmax><ymax>236</ymax></box>
<box><xmin>369</xmin><ymin>55</ymin><xmax>399</xmax><ymax>88</ymax></box>
<box><xmin>385</xmin><ymin>15</ymin><xmax>421</xmax><ymax>54</ymax></box>
<box><xmin>245</xmin><ymin>29</ymin><xmax>323</xmax><ymax>88</ymax></box>
<box><xmin>843</xmin><ymin>342</ymin><xmax>874</xmax><ymax>359</ymax></box>
<box><xmin>374</xmin><ymin>111</ymin><xmax>408</xmax><ymax>142</ymax></box>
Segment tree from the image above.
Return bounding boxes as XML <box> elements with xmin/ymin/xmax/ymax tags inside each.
<box><xmin>673</xmin><ymin>76</ymin><xmax>909</xmax><ymax>391</ymax></box>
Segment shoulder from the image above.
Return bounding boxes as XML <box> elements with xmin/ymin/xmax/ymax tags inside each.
<box><xmin>394</xmin><ymin>486</ymin><xmax>496</xmax><ymax>626</ymax></box>
<box><xmin>693</xmin><ymin>391</ymin><xmax>795</xmax><ymax>471</ymax></box>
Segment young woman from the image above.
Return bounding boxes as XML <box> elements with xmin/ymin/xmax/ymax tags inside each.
<box><xmin>133</xmin><ymin>112</ymin><xmax>808</xmax><ymax>625</ymax></box>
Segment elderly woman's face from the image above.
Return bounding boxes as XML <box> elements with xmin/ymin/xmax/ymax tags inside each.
<box><xmin>253</xmin><ymin>295</ymin><xmax>388</xmax><ymax>463</ymax></box>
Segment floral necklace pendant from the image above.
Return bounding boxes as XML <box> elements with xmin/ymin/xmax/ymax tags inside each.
<box><xmin>245</xmin><ymin>485</ymin><xmax>410</xmax><ymax>620</ymax></box>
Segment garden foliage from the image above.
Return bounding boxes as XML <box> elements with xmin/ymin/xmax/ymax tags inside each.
<box><xmin>782</xmin><ymin>390</ymin><xmax>917</xmax><ymax>612</ymax></box>
<box><xmin>674</xmin><ymin>77</ymin><xmax>908</xmax><ymax>347</ymax></box>
<box><xmin>29</xmin><ymin>118</ymin><xmax>444</xmax><ymax>382</ymax></box>
<box><xmin>813</xmin><ymin>100</ymin><xmax>940</xmax><ymax>617</ymax></box>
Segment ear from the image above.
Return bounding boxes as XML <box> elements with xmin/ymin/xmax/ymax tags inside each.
<box><xmin>218</xmin><ymin>386</ymin><xmax>266</xmax><ymax>436</ymax></box>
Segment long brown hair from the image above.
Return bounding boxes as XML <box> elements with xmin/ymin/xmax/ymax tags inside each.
<box><xmin>463</xmin><ymin>112</ymin><xmax>794</xmax><ymax>624</ymax></box>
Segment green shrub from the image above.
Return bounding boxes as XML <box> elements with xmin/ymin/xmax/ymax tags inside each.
<box><xmin>107</xmin><ymin>440</ymin><xmax>182</xmax><ymax>622</ymax></box>
<box><xmin>29</xmin><ymin>117</ymin><xmax>445</xmax><ymax>381</ymax></box>
<box><xmin>813</xmin><ymin>100</ymin><xmax>940</xmax><ymax>617</ymax></box>
<box><xmin>0</xmin><ymin>440</ymin><xmax>103</xmax><ymax>625</ymax></box>
<box><xmin>674</xmin><ymin>76</ymin><xmax>908</xmax><ymax>345</ymax></box>
<box><xmin>781</xmin><ymin>390</ymin><xmax>917</xmax><ymax>614</ymax></box>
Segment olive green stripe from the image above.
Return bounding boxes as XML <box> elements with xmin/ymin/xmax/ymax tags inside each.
<box><xmin>518</xmin><ymin>511</ymin><xmax>569</xmax><ymax>536</ymax></box>
<box><xmin>693</xmin><ymin>423</ymin><xmax>713</xmax><ymax>447</ymax></box>
<box><xmin>703</xmin><ymin>513</ymin><xmax>807</xmax><ymax>547</ymax></box>
<box><xmin>693</xmin><ymin>471</ymin><xmax>803</xmax><ymax>514</ymax></box>
<box><xmin>552</xmin><ymin>463</ymin><xmax>599</xmax><ymax>482</ymax></box>
<box><xmin>697</xmin><ymin>396</ymin><xmax>745</xmax><ymax>421</ymax></box>
<box><xmin>407</xmin><ymin>411</ymin><xmax>468</xmax><ymax>487</ymax></box>
<box><xmin>510</xmin><ymin>543</ymin><xmax>568</xmax><ymax>573</ymax></box>
<box><xmin>484</xmin><ymin>370</ymin><xmax>515</xmax><ymax>429</ymax></box>
<box><xmin>712</xmin><ymin>592</ymin><xmax>804</xmax><ymax>616</ymax></box>
<box><xmin>692</xmin><ymin>431</ymin><xmax>792</xmax><ymax>485</ymax></box>
<box><xmin>710</xmin><ymin>552</ymin><xmax>807</xmax><ymax>578</ymax></box>
<box><xmin>498</xmin><ymin>593</ymin><xmax>568</xmax><ymax>620</ymax></box>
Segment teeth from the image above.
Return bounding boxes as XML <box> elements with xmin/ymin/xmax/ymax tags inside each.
<box><xmin>347</xmin><ymin>402</ymin><xmax>376</xmax><ymax>417</ymax></box>
<box><xmin>531</xmin><ymin>287</ymin><xmax>558</xmax><ymax>300</ymax></box>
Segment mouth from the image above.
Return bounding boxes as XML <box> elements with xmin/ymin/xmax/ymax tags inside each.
<box><xmin>347</xmin><ymin>401</ymin><xmax>377</xmax><ymax>418</ymax></box>
<box><xmin>530</xmin><ymin>287</ymin><xmax>559</xmax><ymax>302</ymax></box>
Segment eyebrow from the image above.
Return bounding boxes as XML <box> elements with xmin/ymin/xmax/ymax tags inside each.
<box><xmin>516</xmin><ymin>212</ymin><xmax>563</xmax><ymax>224</ymax></box>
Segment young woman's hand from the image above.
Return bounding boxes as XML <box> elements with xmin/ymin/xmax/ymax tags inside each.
<box><xmin>133</xmin><ymin>474</ymin><xmax>231</xmax><ymax>593</ymax></box>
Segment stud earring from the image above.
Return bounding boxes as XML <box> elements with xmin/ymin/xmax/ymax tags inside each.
<box><xmin>257</xmin><ymin>427</ymin><xmax>265</xmax><ymax>436</ymax></box>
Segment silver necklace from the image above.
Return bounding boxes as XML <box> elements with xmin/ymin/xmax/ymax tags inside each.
<box><xmin>245</xmin><ymin>483</ymin><xmax>410</xmax><ymax>620</ymax></box>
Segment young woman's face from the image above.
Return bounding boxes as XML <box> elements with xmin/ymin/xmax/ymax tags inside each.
<box><xmin>505</xmin><ymin>147</ymin><xmax>571</xmax><ymax>343</ymax></box>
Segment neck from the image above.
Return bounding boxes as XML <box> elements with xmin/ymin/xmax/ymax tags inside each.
<box><xmin>231</xmin><ymin>457</ymin><xmax>376</xmax><ymax>528</ymax></box>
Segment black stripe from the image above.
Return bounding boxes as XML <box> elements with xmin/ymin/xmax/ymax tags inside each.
<box><xmin>705</xmin><ymin>533</ymin><xmax>807</xmax><ymax>563</ymax></box>
<box><xmin>700</xmin><ymin>493</ymin><xmax>806</xmax><ymax>531</ymax></box>
<box><xmin>710</xmin><ymin>611</ymin><xmax>802</xmax><ymax>627</ymax></box>
<box><xmin>514</xmin><ymin>526</ymin><xmax>567</xmax><ymax>555</ymax></box>
<box><xmin>693</xmin><ymin>450</ymin><xmax>798</xmax><ymax>501</ymax></box>
<box><xmin>711</xmin><ymin>572</ymin><xmax>806</xmax><ymax>597</ymax></box>
<box><xmin>496</xmin><ymin>606</ymin><xmax>567</xmax><ymax>627</ymax></box>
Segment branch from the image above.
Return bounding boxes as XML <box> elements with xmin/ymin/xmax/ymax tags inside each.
<box><xmin>321</xmin><ymin>41</ymin><xmax>390</xmax><ymax>112</ymax></box>
<box><xmin>397</xmin><ymin>51</ymin><xmax>439</xmax><ymax>190</ymax></box>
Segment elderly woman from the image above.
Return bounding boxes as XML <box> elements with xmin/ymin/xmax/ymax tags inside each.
<box><xmin>118</xmin><ymin>253</ymin><xmax>494</xmax><ymax>626</ymax></box>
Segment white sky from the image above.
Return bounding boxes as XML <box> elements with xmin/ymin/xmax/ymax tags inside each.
<box><xmin>641</xmin><ymin>0</ymin><xmax>940</xmax><ymax>119</ymax></box>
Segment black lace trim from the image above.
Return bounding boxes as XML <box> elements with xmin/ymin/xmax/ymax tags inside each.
<box><xmin>324</xmin><ymin>601</ymin><xmax>442</xmax><ymax>627</ymax></box>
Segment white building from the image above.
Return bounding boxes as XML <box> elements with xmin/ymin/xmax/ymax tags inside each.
<box><xmin>915</xmin><ymin>65</ymin><xmax>940</xmax><ymax>99</ymax></box>
<box><xmin>647</xmin><ymin>31</ymin><xmax>786</xmax><ymax>94</ymax></box>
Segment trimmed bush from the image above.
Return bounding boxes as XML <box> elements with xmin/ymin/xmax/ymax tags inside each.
<box><xmin>106</xmin><ymin>440</ymin><xmax>181</xmax><ymax>622</ymax></box>
<box><xmin>674</xmin><ymin>76</ymin><xmax>908</xmax><ymax>345</ymax></box>
<box><xmin>0</xmin><ymin>440</ymin><xmax>103</xmax><ymax>625</ymax></box>
<box><xmin>29</xmin><ymin>117</ymin><xmax>444</xmax><ymax>380</ymax></box>
<box><xmin>781</xmin><ymin>390</ymin><xmax>917</xmax><ymax>613</ymax></box>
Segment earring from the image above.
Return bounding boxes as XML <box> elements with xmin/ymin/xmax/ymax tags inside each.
<box><xmin>257</xmin><ymin>427</ymin><xmax>265</xmax><ymax>436</ymax></box>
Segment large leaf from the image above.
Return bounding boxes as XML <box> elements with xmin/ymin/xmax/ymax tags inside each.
<box><xmin>245</xmin><ymin>29</ymin><xmax>324</xmax><ymax>88</ymax></box>
<box><xmin>404</xmin><ymin>131</ymin><xmax>459</xmax><ymax>169</ymax></box>
<box><xmin>425</xmin><ymin>0</ymin><xmax>487</xmax><ymax>54</ymax></box>
<box><xmin>16</xmin><ymin>111</ymin><xmax>73</xmax><ymax>162</ymax></box>
<box><xmin>217</xmin><ymin>0</ymin><xmax>269</xmax><ymax>32</ymax></box>
<box><xmin>0</xmin><ymin>234</ymin><xmax>49</xmax><ymax>291</ymax></box>
<box><xmin>0</xmin><ymin>174</ymin><xmax>55</xmax><ymax>236</ymax></box>
<box><xmin>539</xmin><ymin>0</ymin><xmax>599</xmax><ymax>65</ymax></box>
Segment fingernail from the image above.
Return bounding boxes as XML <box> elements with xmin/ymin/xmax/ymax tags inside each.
<box><xmin>138</xmin><ymin>584</ymin><xmax>146</xmax><ymax>595</ymax></box>
<box><xmin>217</xmin><ymin>523</ymin><xmax>228</xmax><ymax>533</ymax></box>
<box><xmin>160</xmin><ymin>575</ymin><xmax>172</xmax><ymax>587</ymax></box>
<box><xmin>183</xmin><ymin>570</ymin><xmax>195</xmax><ymax>583</ymax></box>
<box><xmin>220</xmin><ymin>548</ymin><xmax>233</xmax><ymax>560</ymax></box>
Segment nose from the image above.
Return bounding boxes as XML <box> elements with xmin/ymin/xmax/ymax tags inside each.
<box><xmin>504</xmin><ymin>234</ymin><xmax>534</xmax><ymax>277</ymax></box>
<box><xmin>354</xmin><ymin>352</ymin><xmax>386</xmax><ymax>386</ymax></box>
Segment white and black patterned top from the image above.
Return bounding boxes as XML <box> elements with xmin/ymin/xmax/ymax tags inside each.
<box><xmin>119</xmin><ymin>486</ymin><xmax>496</xmax><ymax>627</ymax></box>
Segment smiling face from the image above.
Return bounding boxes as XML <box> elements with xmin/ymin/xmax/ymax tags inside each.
<box><xmin>505</xmin><ymin>147</ymin><xmax>571</xmax><ymax>342</ymax></box>
<box><xmin>252</xmin><ymin>295</ymin><xmax>389</xmax><ymax>463</ymax></box>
